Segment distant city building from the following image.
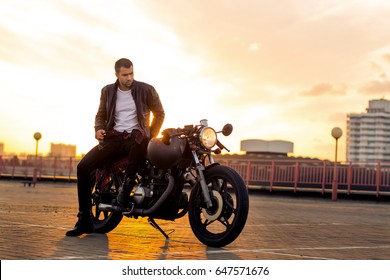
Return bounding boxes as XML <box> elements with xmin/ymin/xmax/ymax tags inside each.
<box><xmin>49</xmin><ymin>143</ymin><xmax>76</xmax><ymax>158</ymax></box>
<box><xmin>240</xmin><ymin>139</ymin><xmax>294</xmax><ymax>157</ymax></box>
<box><xmin>0</xmin><ymin>143</ymin><xmax>3</xmax><ymax>156</ymax></box>
<box><xmin>347</xmin><ymin>98</ymin><xmax>390</xmax><ymax>163</ymax></box>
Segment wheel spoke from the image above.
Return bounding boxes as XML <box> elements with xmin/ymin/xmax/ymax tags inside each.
<box><xmin>96</xmin><ymin>210</ymin><xmax>102</xmax><ymax>220</ymax></box>
<box><xmin>218</xmin><ymin>215</ymin><xmax>231</xmax><ymax>228</ymax></box>
<box><xmin>221</xmin><ymin>179</ymin><xmax>228</xmax><ymax>190</ymax></box>
<box><xmin>203</xmin><ymin>218</ymin><xmax>215</xmax><ymax>227</ymax></box>
<box><xmin>223</xmin><ymin>196</ymin><xmax>234</xmax><ymax>210</ymax></box>
<box><xmin>92</xmin><ymin>178</ymin><xmax>116</xmax><ymax>221</ymax></box>
<box><xmin>211</xmin><ymin>178</ymin><xmax>221</xmax><ymax>191</ymax></box>
<box><xmin>201</xmin><ymin>205</ymin><xmax>234</xmax><ymax>230</ymax></box>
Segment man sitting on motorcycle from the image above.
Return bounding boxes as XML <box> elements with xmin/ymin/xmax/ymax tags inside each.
<box><xmin>66</xmin><ymin>58</ymin><xmax>165</xmax><ymax>237</ymax></box>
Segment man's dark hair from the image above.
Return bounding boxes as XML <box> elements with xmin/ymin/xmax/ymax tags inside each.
<box><xmin>115</xmin><ymin>58</ymin><xmax>133</xmax><ymax>73</ymax></box>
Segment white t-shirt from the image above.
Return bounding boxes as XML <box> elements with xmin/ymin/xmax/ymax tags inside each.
<box><xmin>113</xmin><ymin>88</ymin><xmax>139</xmax><ymax>132</ymax></box>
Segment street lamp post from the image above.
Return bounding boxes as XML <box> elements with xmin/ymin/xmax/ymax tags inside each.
<box><xmin>32</xmin><ymin>132</ymin><xmax>42</xmax><ymax>184</ymax></box>
<box><xmin>331</xmin><ymin>127</ymin><xmax>343</xmax><ymax>201</ymax></box>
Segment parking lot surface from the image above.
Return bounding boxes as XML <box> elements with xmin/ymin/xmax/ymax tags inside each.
<box><xmin>1</xmin><ymin>180</ymin><xmax>390</xmax><ymax>260</ymax></box>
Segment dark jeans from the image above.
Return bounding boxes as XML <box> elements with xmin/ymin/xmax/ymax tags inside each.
<box><xmin>76</xmin><ymin>134</ymin><xmax>147</xmax><ymax>212</ymax></box>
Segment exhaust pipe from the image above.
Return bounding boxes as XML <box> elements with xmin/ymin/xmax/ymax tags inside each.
<box><xmin>98</xmin><ymin>203</ymin><xmax>121</xmax><ymax>212</ymax></box>
<box><xmin>132</xmin><ymin>174</ymin><xmax>175</xmax><ymax>216</ymax></box>
<box><xmin>98</xmin><ymin>175</ymin><xmax>175</xmax><ymax>217</ymax></box>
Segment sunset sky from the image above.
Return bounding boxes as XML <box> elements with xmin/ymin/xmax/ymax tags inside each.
<box><xmin>1</xmin><ymin>0</ymin><xmax>390</xmax><ymax>161</ymax></box>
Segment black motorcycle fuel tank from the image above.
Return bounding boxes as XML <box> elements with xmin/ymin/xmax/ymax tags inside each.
<box><xmin>147</xmin><ymin>134</ymin><xmax>186</xmax><ymax>169</ymax></box>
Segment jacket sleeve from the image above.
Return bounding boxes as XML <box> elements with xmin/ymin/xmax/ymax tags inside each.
<box><xmin>148</xmin><ymin>87</ymin><xmax>165</xmax><ymax>138</ymax></box>
<box><xmin>94</xmin><ymin>87</ymin><xmax>108</xmax><ymax>132</ymax></box>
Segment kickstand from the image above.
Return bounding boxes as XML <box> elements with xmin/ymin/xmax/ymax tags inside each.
<box><xmin>148</xmin><ymin>218</ymin><xmax>174</xmax><ymax>239</ymax></box>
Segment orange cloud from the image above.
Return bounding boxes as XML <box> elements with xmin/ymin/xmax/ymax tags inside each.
<box><xmin>299</xmin><ymin>83</ymin><xmax>347</xmax><ymax>96</ymax></box>
<box><xmin>358</xmin><ymin>80</ymin><xmax>390</xmax><ymax>95</ymax></box>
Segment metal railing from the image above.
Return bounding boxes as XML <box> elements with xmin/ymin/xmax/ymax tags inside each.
<box><xmin>0</xmin><ymin>155</ymin><xmax>79</xmax><ymax>181</ymax></box>
<box><xmin>1</xmin><ymin>155</ymin><xmax>390</xmax><ymax>198</ymax></box>
<box><xmin>217</xmin><ymin>158</ymin><xmax>390</xmax><ymax>198</ymax></box>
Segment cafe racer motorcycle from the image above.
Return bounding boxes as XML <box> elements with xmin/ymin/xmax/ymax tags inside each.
<box><xmin>91</xmin><ymin>119</ymin><xmax>249</xmax><ymax>247</ymax></box>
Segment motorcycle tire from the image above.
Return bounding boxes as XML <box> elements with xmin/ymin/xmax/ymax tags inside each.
<box><xmin>91</xmin><ymin>171</ymin><xmax>123</xmax><ymax>233</ymax></box>
<box><xmin>188</xmin><ymin>165</ymin><xmax>249</xmax><ymax>247</ymax></box>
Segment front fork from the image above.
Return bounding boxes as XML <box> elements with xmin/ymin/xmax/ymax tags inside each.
<box><xmin>191</xmin><ymin>151</ymin><xmax>213</xmax><ymax>208</ymax></box>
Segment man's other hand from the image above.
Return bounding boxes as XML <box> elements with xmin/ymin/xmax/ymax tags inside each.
<box><xmin>95</xmin><ymin>129</ymin><xmax>106</xmax><ymax>141</ymax></box>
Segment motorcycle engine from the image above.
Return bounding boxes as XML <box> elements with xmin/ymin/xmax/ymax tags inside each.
<box><xmin>131</xmin><ymin>185</ymin><xmax>153</xmax><ymax>205</ymax></box>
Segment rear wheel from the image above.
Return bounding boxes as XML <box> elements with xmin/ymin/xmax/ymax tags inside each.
<box><xmin>91</xmin><ymin>171</ymin><xmax>123</xmax><ymax>233</ymax></box>
<box><xmin>188</xmin><ymin>165</ymin><xmax>249</xmax><ymax>247</ymax></box>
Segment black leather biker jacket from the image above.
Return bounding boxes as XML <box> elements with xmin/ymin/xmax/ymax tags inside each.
<box><xmin>94</xmin><ymin>79</ymin><xmax>165</xmax><ymax>139</ymax></box>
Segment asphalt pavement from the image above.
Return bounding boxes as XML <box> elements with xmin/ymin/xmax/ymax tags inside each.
<box><xmin>1</xmin><ymin>179</ymin><xmax>390</xmax><ymax>260</ymax></box>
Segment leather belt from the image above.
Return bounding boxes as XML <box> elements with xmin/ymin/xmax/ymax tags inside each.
<box><xmin>105</xmin><ymin>129</ymin><xmax>145</xmax><ymax>144</ymax></box>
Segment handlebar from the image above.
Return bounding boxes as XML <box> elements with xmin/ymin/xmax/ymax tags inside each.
<box><xmin>162</xmin><ymin>124</ymin><xmax>230</xmax><ymax>152</ymax></box>
<box><xmin>217</xmin><ymin>140</ymin><xmax>230</xmax><ymax>152</ymax></box>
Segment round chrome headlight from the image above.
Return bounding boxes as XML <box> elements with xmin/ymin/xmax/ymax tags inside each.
<box><xmin>199</xmin><ymin>127</ymin><xmax>217</xmax><ymax>149</ymax></box>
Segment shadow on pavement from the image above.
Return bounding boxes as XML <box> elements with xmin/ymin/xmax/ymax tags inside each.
<box><xmin>51</xmin><ymin>234</ymin><xmax>109</xmax><ymax>259</ymax></box>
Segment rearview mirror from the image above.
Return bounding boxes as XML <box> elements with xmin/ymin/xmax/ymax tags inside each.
<box><xmin>222</xmin><ymin>123</ymin><xmax>233</xmax><ymax>136</ymax></box>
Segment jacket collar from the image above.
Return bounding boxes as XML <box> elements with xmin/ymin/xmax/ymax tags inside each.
<box><xmin>113</xmin><ymin>79</ymin><xmax>137</xmax><ymax>92</ymax></box>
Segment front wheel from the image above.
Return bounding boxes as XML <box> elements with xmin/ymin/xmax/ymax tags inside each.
<box><xmin>188</xmin><ymin>165</ymin><xmax>249</xmax><ymax>247</ymax></box>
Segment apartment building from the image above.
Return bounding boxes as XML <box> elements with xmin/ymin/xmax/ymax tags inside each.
<box><xmin>49</xmin><ymin>143</ymin><xmax>76</xmax><ymax>158</ymax></box>
<box><xmin>346</xmin><ymin>99</ymin><xmax>390</xmax><ymax>163</ymax></box>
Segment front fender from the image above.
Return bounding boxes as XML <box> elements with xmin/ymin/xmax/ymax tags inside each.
<box><xmin>205</xmin><ymin>162</ymin><xmax>220</xmax><ymax>171</ymax></box>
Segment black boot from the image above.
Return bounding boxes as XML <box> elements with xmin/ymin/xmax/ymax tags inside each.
<box><xmin>66</xmin><ymin>211</ymin><xmax>94</xmax><ymax>236</ymax></box>
<box><xmin>116</xmin><ymin>178</ymin><xmax>135</xmax><ymax>208</ymax></box>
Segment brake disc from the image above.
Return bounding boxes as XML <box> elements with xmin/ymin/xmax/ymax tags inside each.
<box><xmin>202</xmin><ymin>190</ymin><xmax>223</xmax><ymax>221</ymax></box>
